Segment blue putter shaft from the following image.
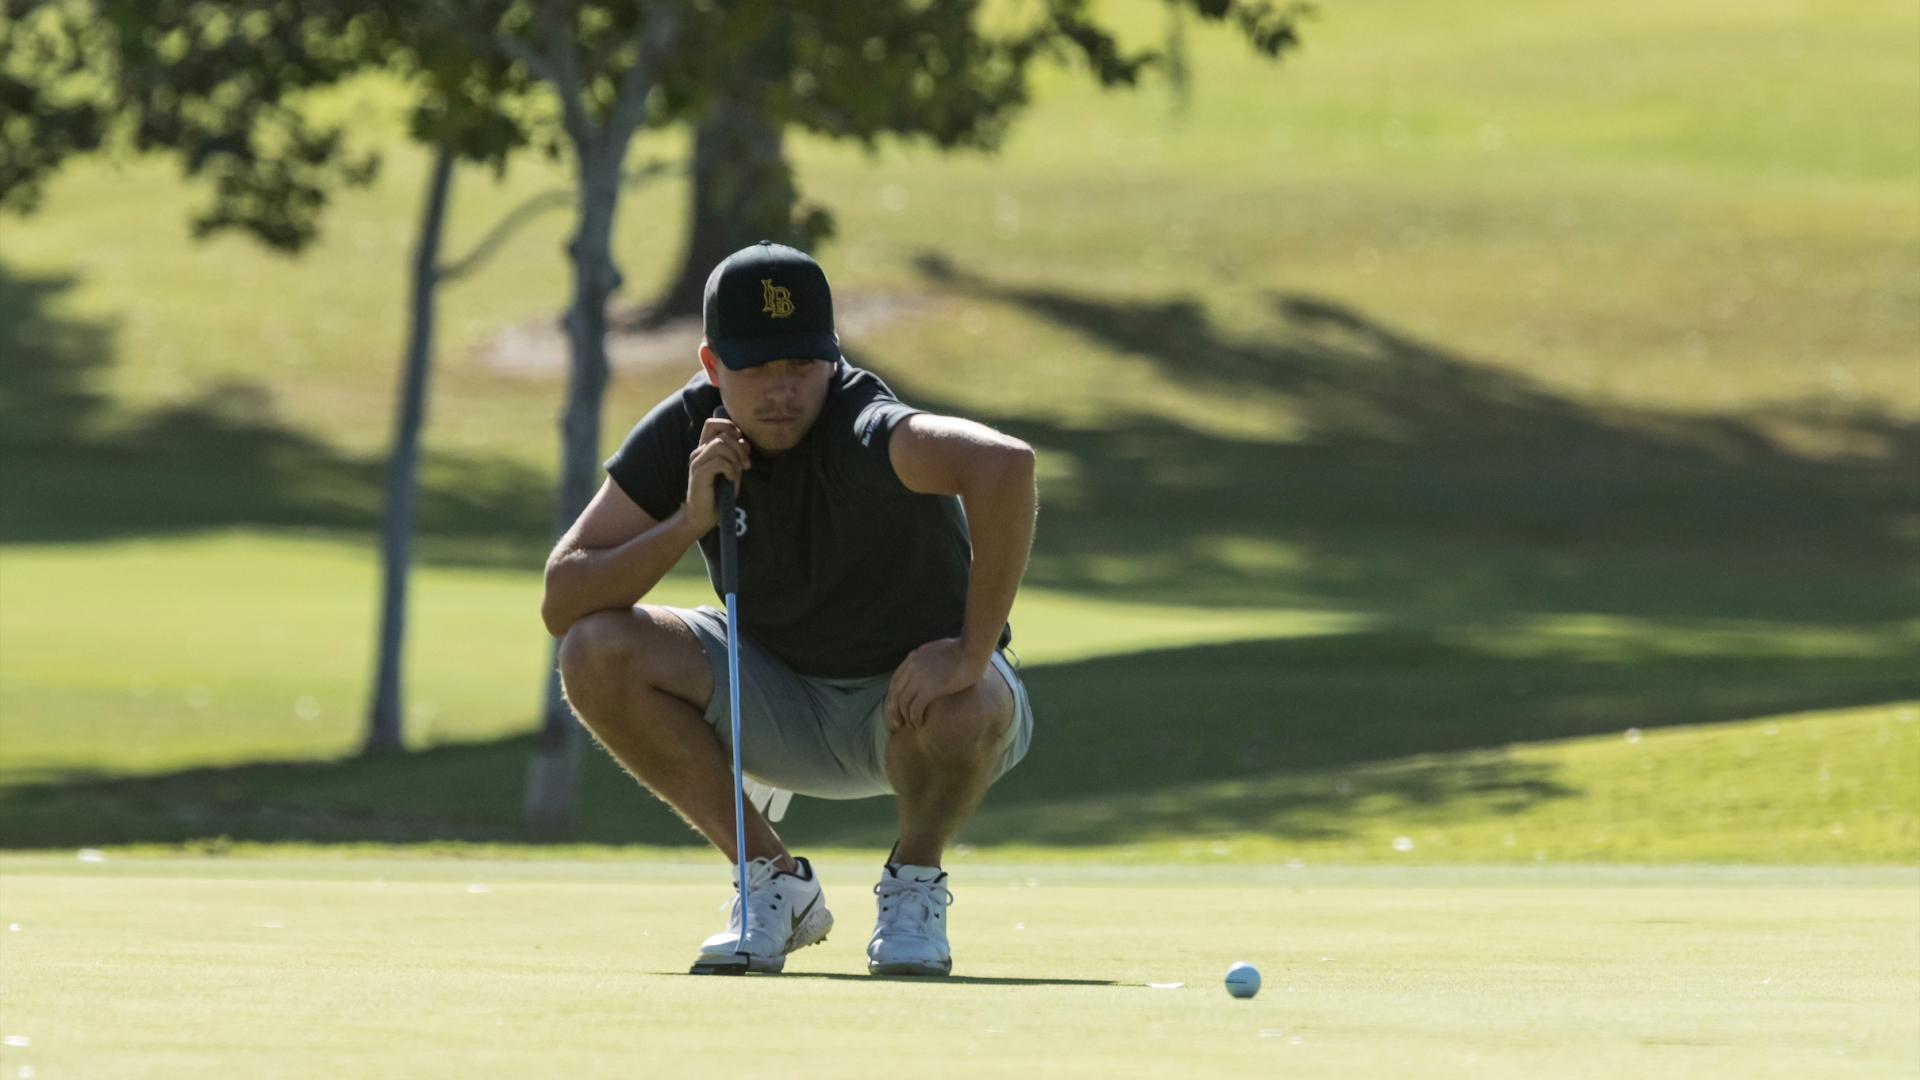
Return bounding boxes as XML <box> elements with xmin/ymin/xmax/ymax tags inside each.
<box><xmin>716</xmin><ymin>475</ymin><xmax>749</xmax><ymax>959</ymax></box>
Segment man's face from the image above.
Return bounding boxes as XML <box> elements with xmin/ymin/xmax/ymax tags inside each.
<box><xmin>703</xmin><ymin>351</ymin><xmax>834</xmax><ymax>454</ymax></box>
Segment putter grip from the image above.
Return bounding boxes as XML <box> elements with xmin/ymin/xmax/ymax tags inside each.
<box><xmin>715</xmin><ymin>477</ymin><xmax>737</xmax><ymax>593</ymax></box>
<box><xmin>712</xmin><ymin>405</ymin><xmax>738</xmax><ymax>594</ymax></box>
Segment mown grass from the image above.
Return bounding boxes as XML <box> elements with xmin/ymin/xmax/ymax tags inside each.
<box><xmin>1</xmin><ymin>531</ymin><xmax>1913</xmax><ymax>859</ymax></box>
<box><xmin>0</xmin><ymin>859</ymin><xmax>1915</xmax><ymax>1078</ymax></box>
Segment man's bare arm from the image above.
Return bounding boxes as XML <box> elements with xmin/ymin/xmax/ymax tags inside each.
<box><xmin>541</xmin><ymin>418</ymin><xmax>754</xmax><ymax>638</ymax></box>
<box><xmin>883</xmin><ymin>413</ymin><xmax>1037</xmax><ymax>727</ymax></box>
<box><xmin>540</xmin><ymin>481</ymin><xmax>701</xmax><ymax>639</ymax></box>
<box><xmin>890</xmin><ymin>413</ymin><xmax>1037</xmax><ymax>666</ymax></box>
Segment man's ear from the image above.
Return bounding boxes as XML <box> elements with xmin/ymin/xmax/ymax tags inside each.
<box><xmin>698</xmin><ymin>341</ymin><xmax>721</xmax><ymax>380</ymax></box>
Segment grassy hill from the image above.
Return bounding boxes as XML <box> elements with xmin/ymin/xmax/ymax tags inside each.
<box><xmin>1</xmin><ymin>0</ymin><xmax>1915</xmax><ymax>860</ymax></box>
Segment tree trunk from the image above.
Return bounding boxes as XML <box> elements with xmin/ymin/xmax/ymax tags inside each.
<box><xmin>522</xmin><ymin>656</ymin><xmax>579</xmax><ymax>834</ymax></box>
<box><xmin>647</xmin><ymin>84</ymin><xmax>797</xmax><ymax>325</ymax></box>
<box><xmin>363</xmin><ymin>146</ymin><xmax>455</xmax><ymax>756</ymax></box>
<box><xmin>522</xmin><ymin>140</ymin><xmax>627</xmax><ymax>836</ymax></box>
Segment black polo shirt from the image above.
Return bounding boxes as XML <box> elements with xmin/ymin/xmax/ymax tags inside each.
<box><xmin>605</xmin><ymin>361</ymin><xmax>1008</xmax><ymax>678</ymax></box>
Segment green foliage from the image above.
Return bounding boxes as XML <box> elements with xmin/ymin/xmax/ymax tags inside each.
<box><xmin>107</xmin><ymin>0</ymin><xmax>401</xmax><ymax>248</ymax></box>
<box><xmin>0</xmin><ymin>1</ymin><xmax>556</xmax><ymax>247</ymax></box>
<box><xmin>5</xmin><ymin>0</ymin><xmax>1308</xmax><ymax>291</ymax></box>
<box><xmin>0</xmin><ymin>0</ymin><xmax>113</xmax><ymax>213</ymax></box>
<box><xmin>0</xmin><ymin>0</ymin><xmax>392</xmax><ymax>247</ymax></box>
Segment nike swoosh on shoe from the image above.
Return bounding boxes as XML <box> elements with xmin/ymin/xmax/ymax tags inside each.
<box><xmin>785</xmin><ymin>893</ymin><xmax>821</xmax><ymax>948</ymax></box>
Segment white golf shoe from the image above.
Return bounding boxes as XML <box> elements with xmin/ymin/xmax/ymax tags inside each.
<box><xmin>866</xmin><ymin>862</ymin><xmax>954</xmax><ymax>976</ymax></box>
<box><xmin>695</xmin><ymin>855</ymin><xmax>833</xmax><ymax>974</ymax></box>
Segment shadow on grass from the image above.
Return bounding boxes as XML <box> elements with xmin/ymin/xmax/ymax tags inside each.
<box><xmin>889</xmin><ymin>255</ymin><xmax>1920</xmax><ymax>625</ymax></box>
<box><xmin>753</xmin><ymin>973</ymin><xmax>1124</xmax><ymax>987</ymax></box>
<box><xmin>2</xmin><ymin>630</ymin><xmax>1911</xmax><ymax>849</ymax></box>
<box><xmin>0</xmin><ymin>262</ymin><xmax>553</xmax><ymax>568</ymax></box>
<box><xmin>10</xmin><ymin>258</ymin><xmax>1917</xmax><ymax>625</ymax></box>
<box><xmin>6</xmin><ymin>257</ymin><xmax>1916</xmax><ymax>848</ymax></box>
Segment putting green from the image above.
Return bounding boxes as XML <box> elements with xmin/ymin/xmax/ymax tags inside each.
<box><xmin>1</xmin><ymin>857</ymin><xmax>1914</xmax><ymax>1077</ymax></box>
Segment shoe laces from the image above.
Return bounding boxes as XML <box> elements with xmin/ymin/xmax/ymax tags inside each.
<box><xmin>721</xmin><ymin>857</ymin><xmax>792</xmax><ymax>936</ymax></box>
<box><xmin>873</xmin><ymin>875</ymin><xmax>953</xmax><ymax>939</ymax></box>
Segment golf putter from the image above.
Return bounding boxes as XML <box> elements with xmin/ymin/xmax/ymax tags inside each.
<box><xmin>691</xmin><ymin>408</ymin><xmax>754</xmax><ymax>976</ymax></box>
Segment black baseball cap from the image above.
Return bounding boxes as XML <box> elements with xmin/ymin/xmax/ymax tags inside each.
<box><xmin>702</xmin><ymin>241</ymin><xmax>841</xmax><ymax>370</ymax></box>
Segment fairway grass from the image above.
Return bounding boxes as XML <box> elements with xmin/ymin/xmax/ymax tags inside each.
<box><xmin>2</xmin><ymin>531</ymin><xmax>1915</xmax><ymax>858</ymax></box>
<box><xmin>0</xmin><ymin>858</ymin><xmax>1914</xmax><ymax>1078</ymax></box>
<box><xmin>0</xmin><ymin>533</ymin><xmax>1357</xmax><ymax>774</ymax></box>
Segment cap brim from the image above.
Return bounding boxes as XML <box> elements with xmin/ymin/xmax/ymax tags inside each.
<box><xmin>709</xmin><ymin>331</ymin><xmax>841</xmax><ymax>370</ymax></box>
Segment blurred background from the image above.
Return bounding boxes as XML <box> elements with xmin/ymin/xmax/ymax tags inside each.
<box><xmin>2</xmin><ymin>0</ymin><xmax>1916</xmax><ymax>862</ymax></box>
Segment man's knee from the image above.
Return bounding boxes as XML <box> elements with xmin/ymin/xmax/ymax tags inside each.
<box><xmin>558</xmin><ymin>607</ymin><xmax>712</xmax><ymax>713</ymax></box>
<box><xmin>557</xmin><ymin>610</ymin><xmax>643</xmax><ymax>697</ymax></box>
<box><xmin>915</xmin><ymin>675</ymin><xmax>1016</xmax><ymax>764</ymax></box>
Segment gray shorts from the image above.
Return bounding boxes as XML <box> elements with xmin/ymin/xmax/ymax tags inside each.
<box><xmin>666</xmin><ymin>606</ymin><xmax>1035</xmax><ymax>801</ymax></box>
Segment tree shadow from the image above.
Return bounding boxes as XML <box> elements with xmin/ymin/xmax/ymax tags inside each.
<box><xmin>5</xmin><ymin>255</ymin><xmax>1914</xmax><ymax>850</ymax></box>
<box><xmin>785</xmin><ymin>628</ymin><xmax>1918</xmax><ymax>848</ymax></box>
<box><xmin>2</xmin><ymin>628</ymin><xmax>1909</xmax><ymax>849</ymax></box>
<box><xmin>893</xmin><ymin>255</ymin><xmax>1920</xmax><ymax>625</ymax></box>
<box><xmin>756</xmin><ymin>973</ymin><xmax>1124</xmax><ymax>987</ymax></box>
<box><xmin>0</xmin><ymin>268</ymin><xmax>114</xmax><ymax>443</ymax></box>
<box><xmin>0</xmin><ymin>261</ymin><xmax>553</xmax><ymax>568</ymax></box>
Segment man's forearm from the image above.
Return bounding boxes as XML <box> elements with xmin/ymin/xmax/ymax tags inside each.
<box><xmin>542</xmin><ymin>510</ymin><xmax>703</xmax><ymax>638</ymax></box>
<box><xmin>956</xmin><ymin>448</ymin><xmax>1037</xmax><ymax>668</ymax></box>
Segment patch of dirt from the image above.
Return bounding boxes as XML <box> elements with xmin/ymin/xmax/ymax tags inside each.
<box><xmin>475</xmin><ymin>289</ymin><xmax>938</xmax><ymax>378</ymax></box>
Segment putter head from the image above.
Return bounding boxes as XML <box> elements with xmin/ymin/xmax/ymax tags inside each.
<box><xmin>688</xmin><ymin>954</ymin><xmax>753</xmax><ymax>976</ymax></box>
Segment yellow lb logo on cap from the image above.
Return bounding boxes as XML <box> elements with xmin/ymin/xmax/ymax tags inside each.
<box><xmin>761</xmin><ymin>279</ymin><xmax>795</xmax><ymax>319</ymax></box>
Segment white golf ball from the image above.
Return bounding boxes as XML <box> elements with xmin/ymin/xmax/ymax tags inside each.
<box><xmin>1224</xmin><ymin>961</ymin><xmax>1261</xmax><ymax>999</ymax></box>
